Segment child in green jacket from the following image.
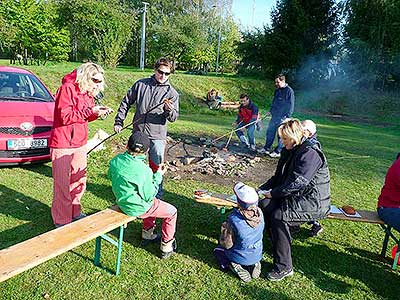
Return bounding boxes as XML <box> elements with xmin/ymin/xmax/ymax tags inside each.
<box><xmin>108</xmin><ymin>132</ymin><xmax>177</xmax><ymax>258</ymax></box>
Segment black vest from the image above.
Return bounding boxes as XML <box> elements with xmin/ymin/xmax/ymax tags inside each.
<box><xmin>282</xmin><ymin>141</ymin><xmax>331</xmax><ymax>222</ymax></box>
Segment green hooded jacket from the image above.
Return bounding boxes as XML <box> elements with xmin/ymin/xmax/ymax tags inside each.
<box><xmin>108</xmin><ymin>151</ymin><xmax>162</xmax><ymax>217</ymax></box>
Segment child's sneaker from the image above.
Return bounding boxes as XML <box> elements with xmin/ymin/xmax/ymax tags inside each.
<box><xmin>309</xmin><ymin>223</ymin><xmax>323</xmax><ymax>237</ymax></box>
<box><xmin>141</xmin><ymin>227</ymin><xmax>161</xmax><ymax>246</ymax></box>
<box><xmin>160</xmin><ymin>238</ymin><xmax>177</xmax><ymax>259</ymax></box>
<box><xmin>251</xmin><ymin>262</ymin><xmax>262</xmax><ymax>279</ymax></box>
<box><xmin>230</xmin><ymin>262</ymin><xmax>252</xmax><ymax>282</ymax></box>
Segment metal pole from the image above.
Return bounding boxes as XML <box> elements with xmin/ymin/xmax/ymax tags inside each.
<box><xmin>140</xmin><ymin>2</ymin><xmax>149</xmax><ymax>70</ymax></box>
<box><xmin>216</xmin><ymin>25</ymin><xmax>221</xmax><ymax>75</ymax></box>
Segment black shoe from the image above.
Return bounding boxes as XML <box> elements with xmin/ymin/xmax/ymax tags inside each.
<box><xmin>230</xmin><ymin>262</ymin><xmax>252</xmax><ymax>282</ymax></box>
<box><xmin>266</xmin><ymin>268</ymin><xmax>293</xmax><ymax>281</ymax></box>
<box><xmin>289</xmin><ymin>225</ymin><xmax>301</xmax><ymax>235</ymax></box>
<box><xmin>251</xmin><ymin>262</ymin><xmax>262</xmax><ymax>279</ymax></box>
<box><xmin>140</xmin><ymin>233</ymin><xmax>161</xmax><ymax>247</ymax></box>
<box><xmin>309</xmin><ymin>223</ymin><xmax>323</xmax><ymax>237</ymax></box>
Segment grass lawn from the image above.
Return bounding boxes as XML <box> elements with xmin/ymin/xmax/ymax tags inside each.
<box><xmin>0</xmin><ymin>61</ymin><xmax>399</xmax><ymax>299</ymax></box>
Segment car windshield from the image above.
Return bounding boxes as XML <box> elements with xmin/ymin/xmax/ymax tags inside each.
<box><xmin>0</xmin><ymin>71</ymin><xmax>53</xmax><ymax>102</ymax></box>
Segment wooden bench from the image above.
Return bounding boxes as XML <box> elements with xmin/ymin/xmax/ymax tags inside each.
<box><xmin>0</xmin><ymin>206</ymin><xmax>135</xmax><ymax>283</ymax></box>
<box><xmin>328</xmin><ymin>210</ymin><xmax>399</xmax><ymax>270</ymax></box>
<box><xmin>194</xmin><ymin>193</ymin><xmax>400</xmax><ymax>270</ymax></box>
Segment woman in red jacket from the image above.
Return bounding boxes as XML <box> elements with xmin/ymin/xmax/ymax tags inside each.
<box><xmin>377</xmin><ymin>153</ymin><xmax>400</xmax><ymax>232</ymax></box>
<box><xmin>50</xmin><ymin>63</ymin><xmax>110</xmax><ymax>227</ymax></box>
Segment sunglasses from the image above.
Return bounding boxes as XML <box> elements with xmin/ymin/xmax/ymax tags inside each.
<box><xmin>91</xmin><ymin>77</ymin><xmax>103</xmax><ymax>84</ymax></box>
<box><xmin>157</xmin><ymin>69</ymin><xmax>171</xmax><ymax>76</ymax></box>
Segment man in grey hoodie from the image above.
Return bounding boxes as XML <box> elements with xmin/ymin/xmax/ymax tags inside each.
<box><xmin>114</xmin><ymin>57</ymin><xmax>179</xmax><ymax>199</ymax></box>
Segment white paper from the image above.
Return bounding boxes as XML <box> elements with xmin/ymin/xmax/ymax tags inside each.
<box><xmin>329</xmin><ymin>205</ymin><xmax>343</xmax><ymax>214</ymax></box>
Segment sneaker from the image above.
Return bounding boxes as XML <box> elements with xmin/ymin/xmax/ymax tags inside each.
<box><xmin>72</xmin><ymin>213</ymin><xmax>86</xmax><ymax>222</ymax></box>
<box><xmin>289</xmin><ymin>225</ymin><xmax>301</xmax><ymax>235</ymax></box>
<box><xmin>160</xmin><ymin>238</ymin><xmax>177</xmax><ymax>259</ymax></box>
<box><xmin>266</xmin><ymin>268</ymin><xmax>293</xmax><ymax>281</ymax></box>
<box><xmin>251</xmin><ymin>262</ymin><xmax>262</xmax><ymax>279</ymax></box>
<box><xmin>230</xmin><ymin>262</ymin><xmax>252</xmax><ymax>282</ymax></box>
<box><xmin>141</xmin><ymin>227</ymin><xmax>161</xmax><ymax>246</ymax></box>
<box><xmin>269</xmin><ymin>151</ymin><xmax>281</xmax><ymax>158</ymax></box>
<box><xmin>309</xmin><ymin>223</ymin><xmax>323</xmax><ymax>237</ymax></box>
<box><xmin>257</xmin><ymin>148</ymin><xmax>270</xmax><ymax>155</ymax></box>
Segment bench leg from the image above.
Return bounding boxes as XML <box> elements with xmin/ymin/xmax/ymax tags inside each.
<box><xmin>93</xmin><ymin>225</ymin><xmax>126</xmax><ymax>275</ymax></box>
<box><xmin>380</xmin><ymin>224</ymin><xmax>391</xmax><ymax>257</ymax></box>
<box><xmin>115</xmin><ymin>225</ymin><xmax>125</xmax><ymax>276</ymax></box>
<box><xmin>94</xmin><ymin>236</ymin><xmax>101</xmax><ymax>266</ymax></box>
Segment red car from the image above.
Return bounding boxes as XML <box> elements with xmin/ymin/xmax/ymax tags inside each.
<box><xmin>0</xmin><ymin>66</ymin><xmax>54</xmax><ymax>165</ymax></box>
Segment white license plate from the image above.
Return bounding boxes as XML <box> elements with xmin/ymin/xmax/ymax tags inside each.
<box><xmin>7</xmin><ymin>138</ymin><xmax>48</xmax><ymax>150</ymax></box>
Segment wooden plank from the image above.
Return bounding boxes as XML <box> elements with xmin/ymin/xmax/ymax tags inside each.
<box><xmin>194</xmin><ymin>193</ymin><xmax>238</xmax><ymax>208</ymax></box>
<box><xmin>328</xmin><ymin>210</ymin><xmax>384</xmax><ymax>224</ymax></box>
<box><xmin>194</xmin><ymin>193</ymin><xmax>384</xmax><ymax>224</ymax></box>
<box><xmin>0</xmin><ymin>206</ymin><xmax>135</xmax><ymax>283</ymax></box>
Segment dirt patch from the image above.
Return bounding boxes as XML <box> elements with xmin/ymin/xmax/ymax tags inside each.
<box><xmin>109</xmin><ymin>133</ymin><xmax>277</xmax><ymax>187</ymax></box>
<box><xmin>163</xmin><ymin>134</ymin><xmax>277</xmax><ymax>187</ymax></box>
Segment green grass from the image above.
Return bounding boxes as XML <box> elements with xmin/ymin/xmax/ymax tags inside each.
<box><xmin>0</xmin><ymin>61</ymin><xmax>400</xmax><ymax>299</ymax></box>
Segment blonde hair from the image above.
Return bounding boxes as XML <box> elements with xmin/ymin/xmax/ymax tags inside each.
<box><xmin>76</xmin><ymin>63</ymin><xmax>105</xmax><ymax>96</ymax></box>
<box><xmin>278</xmin><ymin>119</ymin><xmax>304</xmax><ymax>146</ymax></box>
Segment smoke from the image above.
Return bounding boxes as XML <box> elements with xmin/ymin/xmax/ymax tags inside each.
<box><xmin>293</xmin><ymin>53</ymin><xmax>400</xmax><ymax>122</ymax></box>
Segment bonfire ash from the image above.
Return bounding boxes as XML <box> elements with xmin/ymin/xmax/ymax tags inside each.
<box><xmin>165</xmin><ymin>136</ymin><xmax>261</xmax><ymax>177</ymax></box>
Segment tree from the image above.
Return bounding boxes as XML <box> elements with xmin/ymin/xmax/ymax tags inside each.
<box><xmin>55</xmin><ymin>0</ymin><xmax>136</xmax><ymax>68</ymax></box>
<box><xmin>343</xmin><ymin>0</ymin><xmax>400</xmax><ymax>90</ymax></box>
<box><xmin>0</xmin><ymin>0</ymin><xmax>70</xmax><ymax>63</ymax></box>
<box><xmin>238</xmin><ymin>0</ymin><xmax>339</xmax><ymax>79</ymax></box>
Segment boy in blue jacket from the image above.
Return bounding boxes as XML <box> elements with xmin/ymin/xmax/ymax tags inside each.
<box><xmin>213</xmin><ymin>182</ymin><xmax>264</xmax><ymax>282</ymax></box>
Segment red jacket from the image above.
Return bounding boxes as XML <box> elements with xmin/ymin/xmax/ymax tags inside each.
<box><xmin>50</xmin><ymin>70</ymin><xmax>98</xmax><ymax>148</ymax></box>
<box><xmin>236</xmin><ymin>101</ymin><xmax>259</xmax><ymax>124</ymax></box>
<box><xmin>378</xmin><ymin>156</ymin><xmax>400</xmax><ymax>208</ymax></box>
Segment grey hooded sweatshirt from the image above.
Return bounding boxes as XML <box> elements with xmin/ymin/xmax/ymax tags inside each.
<box><xmin>114</xmin><ymin>75</ymin><xmax>179</xmax><ymax>140</ymax></box>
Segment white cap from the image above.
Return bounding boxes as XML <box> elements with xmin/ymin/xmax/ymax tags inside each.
<box><xmin>233</xmin><ymin>182</ymin><xmax>259</xmax><ymax>208</ymax></box>
<box><xmin>302</xmin><ymin>119</ymin><xmax>317</xmax><ymax>135</ymax></box>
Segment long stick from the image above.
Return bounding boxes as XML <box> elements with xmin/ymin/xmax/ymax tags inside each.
<box><xmin>87</xmin><ymin>100</ymin><xmax>168</xmax><ymax>155</ymax></box>
<box><xmin>212</xmin><ymin>115</ymin><xmax>269</xmax><ymax>143</ymax></box>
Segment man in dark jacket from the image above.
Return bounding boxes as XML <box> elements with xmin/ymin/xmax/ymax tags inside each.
<box><xmin>114</xmin><ymin>57</ymin><xmax>179</xmax><ymax>199</ymax></box>
<box><xmin>259</xmin><ymin>74</ymin><xmax>295</xmax><ymax>158</ymax></box>
<box><xmin>258</xmin><ymin>119</ymin><xmax>330</xmax><ymax>281</ymax></box>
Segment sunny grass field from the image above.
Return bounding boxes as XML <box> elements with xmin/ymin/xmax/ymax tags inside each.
<box><xmin>0</xmin><ymin>61</ymin><xmax>399</xmax><ymax>299</ymax></box>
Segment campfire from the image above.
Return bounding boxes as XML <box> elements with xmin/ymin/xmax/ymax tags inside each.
<box><xmin>166</xmin><ymin>136</ymin><xmax>261</xmax><ymax>177</ymax></box>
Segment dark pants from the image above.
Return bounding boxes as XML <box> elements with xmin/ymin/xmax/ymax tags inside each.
<box><xmin>213</xmin><ymin>246</ymin><xmax>257</xmax><ymax>272</ymax></box>
<box><xmin>259</xmin><ymin>198</ymin><xmax>300</xmax><ymax>272</ymax></box>
<box><xmin>378</xmin><ymin>207</ymin><xmax>400</xmax><ymax>232</ymax></box>
<box><xmin>213</xmin><ymin>246</ymin><xmax>231</xmax><ymax>271</ymax></box>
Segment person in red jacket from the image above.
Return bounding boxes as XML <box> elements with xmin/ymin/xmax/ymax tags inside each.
<box><xmin>232</xmin><ymin>94</ymin><xmax>259</xmax><ymax>153</ymax></box>
<box><xmin>377</xmin><ymin>153</ymin><xmax>400</xmax><ymax>232</ymax></box>
<box><xmin>50</xmin><ymin>63</ymin><xmax>111</xmax><ymax>227</ymax></box>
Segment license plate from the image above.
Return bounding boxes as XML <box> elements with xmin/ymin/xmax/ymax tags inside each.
<box><xmin>7</xmin><ymin>138</ymin><xmax>48</xmax><ymax>150</ymax></box>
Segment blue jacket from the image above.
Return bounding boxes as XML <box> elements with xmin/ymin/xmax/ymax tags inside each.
<box><xmin>225</xmin><ymin>209</ymin><xmax>264</xmax><ymax>266</ymax></box>
<box><xmin>269</xmin><ymin>84</ymin><xmax>295</xmax><ymax>119</ymax></box>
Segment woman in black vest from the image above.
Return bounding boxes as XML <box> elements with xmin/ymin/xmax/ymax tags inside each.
<box><xmin>258</xmin><ymin>119</ymin><xmax>330</xmax><ymax>281</ymax></box>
